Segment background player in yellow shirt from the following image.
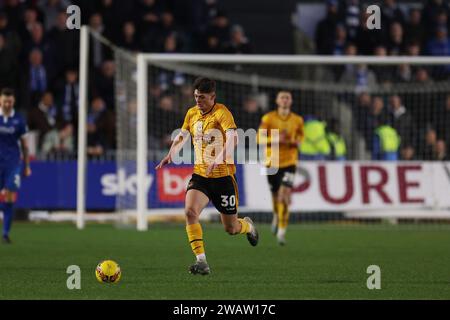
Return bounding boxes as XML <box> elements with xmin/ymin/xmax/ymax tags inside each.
<box><xmin>156</xmin><ymin>77</ymin><xmax>259</xmax><ymax>275</ymax></box>
<box><xmin>258</xmin><ymin>91</ymin><xmax>304</xmax><ymax>245</ymax></box>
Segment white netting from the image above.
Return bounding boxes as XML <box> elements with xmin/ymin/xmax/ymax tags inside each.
<box><xmin>87</xmin><ymin>25</ymin><xmax>450</xmax><ymax>227</ymax></box>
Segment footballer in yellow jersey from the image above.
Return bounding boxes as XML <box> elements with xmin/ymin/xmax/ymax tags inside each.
<box><xmin>258</xmin><ymin>91</ymin><xmax>304</xmax><ymax>245</ymax></box>
<box><xmin>156</xmin><ymin>77</ymin><xmax>258</xmax><ymax>275</ymax></box>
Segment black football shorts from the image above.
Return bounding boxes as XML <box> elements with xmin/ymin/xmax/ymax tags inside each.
<box><xmin>267</xmin><ymin>165</ymin><xmax>296</xmax><ymax>194</ymax></box>
<box><xmin>186</xmin><ymin>174</ymin><xmax>239</xmax><ymax>215</ymax></box>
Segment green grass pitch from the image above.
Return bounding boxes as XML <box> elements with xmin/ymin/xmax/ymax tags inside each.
<box><xmin>0</xmin><ymin>222</ymin><xmax>449</xmax><ymax>299</ymax></box>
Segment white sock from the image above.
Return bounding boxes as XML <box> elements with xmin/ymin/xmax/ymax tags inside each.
<box><xmin>277</xmin><ymin>227</ymin><xmax>286</xmax><ymax>238</ymax></box>
<box><xmin>248</xmin><ymin>222</ymin><xmax>254</xmax><ymax>233</ymax></box>
<box><xmin>196</xmin><ymin>253</ymin><xmax>206</xmax><ymax>262</ymax></box>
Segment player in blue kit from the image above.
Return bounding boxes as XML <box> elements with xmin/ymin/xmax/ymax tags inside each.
<box><xmin>0</xmin><ymin>88</ymin><xmax>31</xmax><ymax>244</ymax></box>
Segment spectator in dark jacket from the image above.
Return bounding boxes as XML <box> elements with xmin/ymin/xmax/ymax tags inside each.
<box><xmin>25</xmin><ymin>48</ymin><xmax>48</xmax><ymax>108</ymax></box>
<box><xmin>364</xmin><ymin>96</ymin><xmax>386</xmax><ymax>148</ymax></box>
<box><xmin>0</xmin><ymin>11</ymin><xmax>22</xmax><ymax>55</ymax></box>
<box><xmin>92</xmin><ymin>60</ymin><xmax>115</xmax><ymax>110</ymax></box>
<box><xmin>381</xmin><ymin>0</ymin><xmax>405</xmax><ymax>28</ymax></box>
<box><xmin>46</xmin><ymin>11</ymin><xmax>78</xmax><ymax>85</ymax></box>
<box><xmin>118</xmin><ymin>21</ymin><xmax>140</xmax><ymax>51</ymax></box>
<box><xmin>0</xmin><ymin>34</ymin><xmax>18</xmax><ymax>90</ymax></box>
<box><xmin>54</xmin><ymin>68</ymin><xmax>79</xmax><ymax>126</ymax></box>
<box><xmin>27</xmin><ymin>91</ymin><xmax>72</xmax><ymax>154</ymax></box>
<box><xmin>340</xmin><ymin>0</ymin><xmax>361</xmax><ymax>41</ymax></box>
<box><xmin>426</xmin><ymin>26</ymin><xmax>450</xmax><ymax>56</ymax></box>
<box><xmin>223</xmin><ymin>24</ymin><xmax>252</xmax><ymax>54</ymax></box>
<box><xmin>433</xmin><ymin>140</ymin><xmax>449</xmax><ymax>160</ymax></box>
<box><xmin>330</xmin><ymin>23</ymin><xmax>348</xmax><ymax>55</ymax></box>
<box><xmin>38</xmin><ymin>0</ymin><xmax>71</xmax><ymax>31</ymax></box>
<box><xmin>435</xmin><ymin>94</ymin><xmax>450</xmax><ymax>145</ymax></box>
<box><xmin>315</xmin><ymin>0</ymin><xmax>341</xmax><ymax>54</ymax></box>
<box><xmin>418</xmin><ymin>127</ymin><xmax>438</xmax><ymax>160</ymax></box>
<box><xmin>205</xmin><ymin>11</ymin><xmax>230</xmax><ymax>45</ymax></box>
<box><xmin>3</xmin><ymin>0</ymin><xmax>25</xmax><ymax>30</ymax></box>
<box><xmin>422</xmin><ymin>0</ymin><xmax>450</xmax><ymax>38</ymax></box>
<box><xmin>355</xmin><ymin>10</ymin><xmax>384</xmax><ymax>55</ymax></box>
<box><xmin>404</xmin><ymin>8</ymin><xmax>426</xmax><ymax>46</ymax></box>
<box><xmin>87</xmin><ymin>96</ymin><xmax>115</xmax><ymax>157</ymax></box>
<box><xmin>386</xmin><ymin>21</ymin><xmax>405</xmax><ymax>55</ymax></box>
<box><xmin>425</xmin><ymin>26</ymin><xmax>450</xmax><ymax>76</ymax></box>
<box><xmin>388</xmin><ymin>94</ymin><xmax>414</xmax><ymax>147</ymax></box>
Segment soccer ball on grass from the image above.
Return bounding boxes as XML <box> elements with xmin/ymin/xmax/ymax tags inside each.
<box><xmin>95</xmin><ymin>260</ymin><xmax>121</xmax><ymax>283</ymax></box>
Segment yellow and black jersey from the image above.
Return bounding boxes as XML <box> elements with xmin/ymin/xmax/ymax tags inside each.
<box><xmin>182</xmin><ymin>103</ymin><xmax>237</xmax><ymax>178</ymax></box>
<box><xmin>258</xmin><ymin>110</ymin><xmax>304</xmax><ymax>168</ymax></box>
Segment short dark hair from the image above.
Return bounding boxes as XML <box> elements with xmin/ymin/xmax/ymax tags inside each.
<box><xmin>0</xmin><ymin>88</ymin><xmax>14</xmax><ymax>96</ymax></box>
<box><xmin>193</xmin><ymin>77</ymin><xmax>216</xmax><ymax>94</ymax></box>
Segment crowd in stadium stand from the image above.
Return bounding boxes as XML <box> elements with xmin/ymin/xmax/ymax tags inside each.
<box><xmin>0</xmin><ymin>0</ymin><xmax>252</xmax><ymax>158</ymax></box>
<box><xmin>0</xmin><ymin>0</ymin><xmax>449</xmax><ymax>161</ymax></box>
<box><xmin>314</xmin><ymin>0</ymin><xmax>450</xmax><ymax>160</ymax></box>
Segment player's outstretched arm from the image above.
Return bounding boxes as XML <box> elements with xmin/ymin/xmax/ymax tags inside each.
<box><xmin>155</xmin><ymin>130</ymin><xmax>190</xmax><ymax>170</ymax></box>
<box><xmin>20</xmin><ymin>137</ymin><xmax>31</xmax><ymax>177</ymax></box>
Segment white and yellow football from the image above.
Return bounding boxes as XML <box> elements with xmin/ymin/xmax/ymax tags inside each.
<box><xmin>95</xmin><ymin>260</ymin><xmax>122</xmax><ymax>284</ymax></box>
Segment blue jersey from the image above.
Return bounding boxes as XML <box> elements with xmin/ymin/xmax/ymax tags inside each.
<box><xmin>0</xmin><ymin>109</ymin><xmax>28</xmax><ymax>167</ymax></box>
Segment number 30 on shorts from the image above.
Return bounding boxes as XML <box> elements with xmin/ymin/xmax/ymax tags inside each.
<box><xmin>221</xmin><ymin>195</ymin><xmax>236</xmax><ymax>207</ymax></box>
